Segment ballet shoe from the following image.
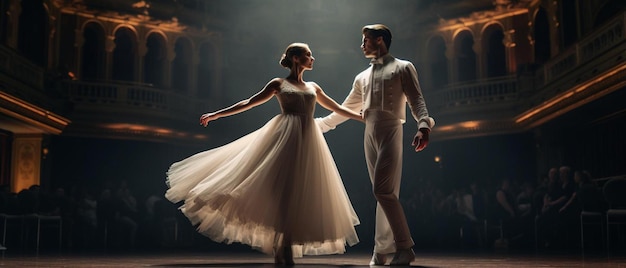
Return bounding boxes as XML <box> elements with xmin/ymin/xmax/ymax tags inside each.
<box><xmin>369</xmin><ymin>252</ymin><xmax>387</xmax><ymax>265</ymax></box>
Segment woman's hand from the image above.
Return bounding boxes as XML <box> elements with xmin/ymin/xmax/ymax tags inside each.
<box><xmin>200</xmin><ymin>112</ymin><xmax>218</xmax><ymax>127</ymax></box>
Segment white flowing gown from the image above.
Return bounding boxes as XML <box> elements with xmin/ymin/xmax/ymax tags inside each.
<box><xmin>165</xmin><ymin>80</ymin><xmax>360</xmax><ymax>256</ymax></box>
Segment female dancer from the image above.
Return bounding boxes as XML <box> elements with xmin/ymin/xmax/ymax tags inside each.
<box><xmin>165</xmin><ymin>43</ymin><xmax>361</xmax><ymax>265</ymax></box>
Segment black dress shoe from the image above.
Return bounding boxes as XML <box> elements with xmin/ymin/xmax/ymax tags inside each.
<box><xmin>390</xmin><ymin>248</ymin><xmax>415</xmax><ymax>266</ymax></box>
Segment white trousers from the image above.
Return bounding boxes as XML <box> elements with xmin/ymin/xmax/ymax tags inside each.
<box><xmin>364</xmin><ymin>110</ymin><xmax>414</xmax><ymax>254</ymax></box>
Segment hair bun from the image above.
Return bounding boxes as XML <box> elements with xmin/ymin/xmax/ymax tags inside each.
<box><xmin>279</xmin><ymin>54</ymin><xmax>291</xmax><ymax>68</ymax></box>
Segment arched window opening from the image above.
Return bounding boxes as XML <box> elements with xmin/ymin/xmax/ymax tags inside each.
<box><xmin>534</xmin><ymin>7</ymin><xmax>551</xmax><ymax>65</ymax></box>
<box><xmin>112</xmin><ymin>27</ymin><xmax>137</xmax><ymax>82</ymax></box>
<box><xmin>81</xmin><ymin>22</ymin><xmax>106</xmax><ymax>80</ymax></box>
<box><xmin>485</xmin><ymin>26</ymin><xmax>507</xmax><ymax>78</ymax></box>
<box><xmin>455</xmin><ymin>31</ymin><xmax>476</xmax><ymax>82</ymax></box>
<box><xmin>144</xmin><ymin>33</ymin><xmax>166</xmax><ymax>87</ymax></box>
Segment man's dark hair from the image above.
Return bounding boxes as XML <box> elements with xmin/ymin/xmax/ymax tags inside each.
<box><xmin>362</xmin><ymin>24</ymin><xmax>392</xmax><ymax>50</ymax></box>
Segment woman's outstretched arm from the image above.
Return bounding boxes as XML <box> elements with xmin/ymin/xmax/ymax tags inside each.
<box><xmin>200</xmin><ymin>78</ymin><xmax>281</xmax><ymax>126</ymax></box>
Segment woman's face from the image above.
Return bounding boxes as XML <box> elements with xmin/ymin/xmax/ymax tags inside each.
<box><xmin>295</xmin><ymin>48</ymin><xmax>315</xmax><ymax>70</ymax></box>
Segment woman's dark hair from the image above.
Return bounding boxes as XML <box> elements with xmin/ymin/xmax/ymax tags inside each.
<box><xmin>279</xmin><ymin>43</ymin><xmax>309</xmax><ymax>69</ymax></box>
<box><xmin>362</xmin><ymin>24</ymin><xmax>392</xmax><ymax>50</ymax></box>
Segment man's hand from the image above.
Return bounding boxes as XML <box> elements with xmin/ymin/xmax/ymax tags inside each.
<box><xmin>412</xmin><ymin>128</ymin><xmax>430</xmax><ymax>152</ymax></box>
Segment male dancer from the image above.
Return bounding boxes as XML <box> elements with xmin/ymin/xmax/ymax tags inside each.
<box><xmin>317</xmin><ymin>24</ymin><xmax>434</xmax><ymax>265</ymax></box>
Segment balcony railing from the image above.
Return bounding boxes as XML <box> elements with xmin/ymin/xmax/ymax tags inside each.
<box><xmin>60</xmin><ymin>80</ymin><xmax>211</xmax><ymax>122</ymax></box>
<box><xmin>430</xmin><ymin>11</ymin><xmax>625</xmax><ymax>121</ymax></box>
<box><xmin>539</xmin><ymin>12</ymin><xmax>625</xmax><ymax>88</ymax></box>
<box><xmin>433</xmin><ymin>75</ymin><xmax>519</xmax><ymax>110</ymax></box>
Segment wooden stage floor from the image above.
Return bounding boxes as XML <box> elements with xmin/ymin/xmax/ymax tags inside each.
<box><xmin>1</xmin><ymin>249</ymin><xmax>625</xmax><ymax>268</ymax></box>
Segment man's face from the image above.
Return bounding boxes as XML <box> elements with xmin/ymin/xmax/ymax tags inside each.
<box><xmin>361</xmin><ymin>33</ymin><xmax>381</xmax><ymax>58</ymax></box>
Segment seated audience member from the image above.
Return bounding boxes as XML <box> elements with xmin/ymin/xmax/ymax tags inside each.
<box><xmin>491</xmin><ymin>178</ymin><xmax>519</xmax><ymax>246</ymax></box>
<box><xmin>575</xmin><ymin>170</ymin><xmax>606</xmax><ymax>213</ymax></box>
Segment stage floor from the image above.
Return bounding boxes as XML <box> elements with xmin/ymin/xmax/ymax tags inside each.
<box><xmin>1</xmin><ymin>249</ymin><xmax>625</xmax><ymax>268</ymax></box>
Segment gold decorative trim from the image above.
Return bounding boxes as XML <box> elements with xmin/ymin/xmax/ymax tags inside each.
<box><xmin>0</xmin><ymin>91</ymin><xmax>71</xmax><ymax>134</ymax></box>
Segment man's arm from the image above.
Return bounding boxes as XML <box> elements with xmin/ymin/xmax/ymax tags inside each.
<box><xmin>402</xmin><ymin>62</ymin><xmax>434</xmax><ymax>130</ymax></box>
<box><xmin>401</xmin><ymin>61</ymin><xmax>435</xmax><ymax>151</ymax></box>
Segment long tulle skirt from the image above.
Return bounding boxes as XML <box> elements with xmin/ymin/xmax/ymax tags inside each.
<box><xmin>165</xmin><ymin>114</ymin><xmax>359</xmax><ymax>256</ymax></box>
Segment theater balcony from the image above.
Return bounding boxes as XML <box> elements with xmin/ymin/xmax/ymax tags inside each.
<box><xmin>55</xmin><ymin>79</ymin><xmax>215</xmax><ymax>145</ymax></box>
<box><xmin>424</xmin><ymin>10</ymin><xmax>625</xmax><ymax>141</ymax></box>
